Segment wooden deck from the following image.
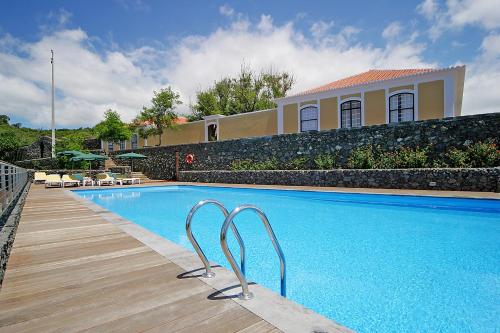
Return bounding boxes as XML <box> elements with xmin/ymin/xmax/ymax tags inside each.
<box><xmin>0</xmin><ymin>186</ymin><xmax>280</xmax><ymax>332</ymax></box>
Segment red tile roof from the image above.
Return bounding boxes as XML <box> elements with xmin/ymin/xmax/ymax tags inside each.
<box><xmin>293</xmin><ymin>68</ymin><xmax>437</xmax><ymax>97</ymax></box>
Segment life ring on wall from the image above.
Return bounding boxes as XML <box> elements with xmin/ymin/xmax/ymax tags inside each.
<box><xmin>185</xmin><ymin>153</ymin><xmax>195</xmax><ymax>164</ymax></box>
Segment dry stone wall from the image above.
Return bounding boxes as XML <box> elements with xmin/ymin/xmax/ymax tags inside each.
<box><xmin>109</xmin><ymin>113</ymin><xmax>500</xmax><ymax>182</ymax></box>
<box><xmin>179</xmin><ymin>168</ymin><xmax>500</xmax><ymax>192</ymax></box>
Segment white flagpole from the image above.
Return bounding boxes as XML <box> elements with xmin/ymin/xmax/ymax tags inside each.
<box><xmin>51</xmin><ymin>50</ymin><xmax>55</xmax><ymax>158</ymax></box>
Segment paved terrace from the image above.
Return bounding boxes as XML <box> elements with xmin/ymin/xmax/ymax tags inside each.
<box><xmin>0</xmin><ymin>186</ymin><xmax>283</xmax><ymax>333</ymax></box>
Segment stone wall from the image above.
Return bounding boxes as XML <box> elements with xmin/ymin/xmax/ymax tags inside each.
<box><xmin>109</xmin><ymin>113</ymin><xmax>500</xmax><ymax>181</ymax></box>
<box><xmin>14</xmin><ymin>157</ymin><xmax>105</xmax><ymax>170</ymax></box>
<box><xmin>83</xmin><ymin>138</ymin><xmax>101</xmax><ymax>150</ymax></box>
<box><xmin>16</xmin><ymin>136</ymin><xmax>52</xmax><ymax>161</ymax></box>
<box><xmin>14</xmin><ymin>157</ymin><xmax>60</xmax><ymax>170</ymax></box>
<box><xmin>180</xmin><ymin>167</ymin><xmax>500</xmax><ymax>192</ymax></box>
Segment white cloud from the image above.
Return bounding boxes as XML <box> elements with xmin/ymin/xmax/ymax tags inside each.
<box><xmin>462</xmin><ymin>33</ymin><xmax>500</xmax><ymax>115</ymax></box>
<box><xmin>219</xmin><ymin>5</ymin><xmax>235</xmax><ymax>17</ymax></box>
<box><xmin>447</xmin><ymin>0</ymin><xmax>500</xmax><ymax>30</ymax></box>
<box><xmin>19</xmin><ymin>11</ymin><xmax>500</xmax><ymax>128</ymax></box>
<box><xmin>417</xmin><ymin>0</ymin><xmax>438</xmax><ymax>20</ymax></box>
<box><xmin>418</xmin><ymin>0</ymin><xmax>500</xmax><ymax>40</ymax></box>
<box><xmin>0</xmin><ymin>29</ymin><xmax>159</xmax><ymax>127</ymax></box>
<box><xmin>382</xmin><ymin>21</ymin><xmax>403</xmax><ymax>40</ymax></box>
<box><xmin>310</xmin><ymin>20</ymin><xmax>334</xmax><ymax>39</ymax></box>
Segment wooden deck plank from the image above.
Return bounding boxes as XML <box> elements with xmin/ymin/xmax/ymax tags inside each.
<box><xmin>0</xmin><ymin>187</ymin><xmax>279</xmax><ymax>333</ymax></box>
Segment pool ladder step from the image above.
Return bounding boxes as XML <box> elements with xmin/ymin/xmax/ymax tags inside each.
<box><xmin>185</xmin><ymin>199</ymin><xmax>286</xmax><ymax>300</ymax></box>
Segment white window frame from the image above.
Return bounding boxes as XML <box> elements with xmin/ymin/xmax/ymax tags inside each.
<box><xmin>119</xmin><ymin>140</ymin><xmax>126</xmax><ymax>150</ymax></box>
<box><xmin>386</xmin><ymin>89</ymin><xmax>418</xmax><ymax>123</ymax></box>
<box><xmin>298</xmin><ymin>103</ymin><xmax>320</xmax><ymax>132</ymax></box>
<box><xmin>131</xmin><ymin>134</ymin><xmax>138</xmax><ymax>149</ymax></box>
<box><xmin>338</xmin><ymin>97</ymin><xmax>364</xmax><ymax>129</ymax></box>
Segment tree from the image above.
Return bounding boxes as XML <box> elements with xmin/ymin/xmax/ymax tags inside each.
<box><xmin>135</xmin><ymin>87</ymin><xmax>182</xmax><ymax>146</ymax></box>
<box><xmin>0</xmin><ymin>115</ymin><xmax>10</xmax><ymax>125</ymax></box>
<box><xmin>189</xmin><ymin>65</ymin><xmax>294</xmax><ymax>121</ymax></box>
<box><xmin>0</xmin><ymin>129</ymin><xmax>20</xmax><ymax>160</ymax></box>
<box><xmin>94</xmin><ymin>110</ymin><xmax>132</xmax><ymax>145</ymax></box>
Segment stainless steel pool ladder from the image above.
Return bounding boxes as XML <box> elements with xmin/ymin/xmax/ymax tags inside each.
<box><xmin>185</xmin><ymin>199</ymin><xmax>246</xmax><ymax>278</ymax></box>
<box><xmin>220</xmin><ymin>205</ymin><xmax>286</xmax><ymax>300</ymax></box>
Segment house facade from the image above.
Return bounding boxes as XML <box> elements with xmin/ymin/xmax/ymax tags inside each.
<box><xmin>103</xmin><ymin>66</ymin><xmax>465</xmax><ymax>152</ymax></box>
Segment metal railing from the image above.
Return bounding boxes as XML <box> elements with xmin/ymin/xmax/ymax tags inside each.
<box><xmin>1</xmin><ymin>161</ymin><xmax>29</xmax><ymax>217</ymax></box>
<box><xmin>185</xmin><ymin>199</ymin><xmax>246</xmax><ymax>278</ymax></box>
<box><xmin>220</xmin><ymin>205</ymin><xmax>286</xmax><ymax>300</ymax></box>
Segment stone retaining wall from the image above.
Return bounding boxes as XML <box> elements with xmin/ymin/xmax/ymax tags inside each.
<box><xmin>110</xmin><ymin>113</ymin><xmax>500</xmax><ymax>181</ymax></box>
<box><xmin>179</xmin><ymin>167</ymin><xmax>500</xmax><ymax>192</ymax></box>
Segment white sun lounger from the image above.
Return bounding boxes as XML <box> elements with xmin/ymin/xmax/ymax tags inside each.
<box><xmin>61</xmin><ymin>175</ymin><xmax>80</xmax><ymax>187</ymax></box>
<box><xmin>96</xmin><ymin>173</ymin><xmax>115</xmax><ymax>186</ymax></box>
<box><xmin>45</xmin><ymin>174</ymin><xmax>63</xmax><ymax>188</ymax></box>
<box><xmin>33</xmin><ymin>172</ymin><xmax>48</xmax><ymax>184</ymax></box>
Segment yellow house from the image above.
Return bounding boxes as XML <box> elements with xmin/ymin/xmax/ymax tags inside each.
<box><xmin>103</xmin><ymin>66</ymin><xmax>465</xmax><ymax>152</ymax></box>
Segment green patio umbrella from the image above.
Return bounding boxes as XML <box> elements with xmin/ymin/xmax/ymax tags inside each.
<box><xmin>56</xmin><ymin>150</ymin><xmax>84</xmax><ymax>157</ymax></box>
<box><xmin>115</xmin><ymin>152</ymin><xmax>147</xmax><ymax>172</ymax></box>
<box><xmin>57</xmin><ymin>150</ymin><xmax>85</xmax><ymax>170</ymax></box>
<box><xmin>70</xmin><ymin>153</ymin><xmax>108</xmax><ymax>170</ymax></box>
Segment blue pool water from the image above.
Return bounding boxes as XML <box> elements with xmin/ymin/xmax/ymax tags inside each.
<box><xmin>75</xmin><ymin>185</ymin><xmax>500</xmax><ymax>333</ymax></box>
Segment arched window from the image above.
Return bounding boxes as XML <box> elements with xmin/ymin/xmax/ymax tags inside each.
<box><xmin>340</xmin><ymin>100</ymin><xmax>361</xmax><ymax>128</ymax></box>
<box><xmin>300</xmin><ymin>106</ymin><xmax>318</xmax><ymax>132</ymax></box>
<box><xmin>389</xmin><ymin>93</ymin><xmax>414</xmax><ymax>123</ymax></box>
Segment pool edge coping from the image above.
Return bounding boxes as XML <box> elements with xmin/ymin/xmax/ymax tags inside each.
<box><xmin>71</xmin><ymin>181</ymin><xmax>500</xmax><ymax>200</ymax></box>
<box><xmin>66</xmin><ymin>189</ymin><xmax>353</xmax><ymax>333</ymax></box>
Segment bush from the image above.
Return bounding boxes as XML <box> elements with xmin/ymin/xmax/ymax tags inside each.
<box><xmin>391</xmin><ymin>146</ymin><xmax>429</xmax><ymax>168</ymax></box>
<box><xmin>373</xmin><ymin>151</ymin><xmax>397</xmax><ymax>169</ymax></box>
<box><xmin>314</xmin><ymin>154</ymin><xmax>336</xmax><ymax>169</ymax></box>
<box><xmin>230</xmin><ymin>158</ymin><xmax>279</xmax><ymax>170</ymax></box>
<box><xmin>230</xmin><ymin>159</ymin><xmax>253</xmax><ymax>171</ymax></box>
<box><xmin>446</xmin><ymin>148</ymin><xmax>470</xmax><ymax>168</ymax></box>
<box><xmin>253</xmin><ymin>158</ymin><xmax>279</xmax><ymax>170</ymax></box>
<box><xmin>445</xmin><ymin>141</ymin><xmax>499</xmax><ymax>168</ymax></box>
<box><xmin>347</xmin><ymin>146</ymin><xmax>376</xmax><ymax>169</ymax></box>
<box><xmin>286</xmin><ymin>157</ymin><xmax>308</xmax><ymax>170</ymax></box>
<box><xmin>347</xmin><ymin>145</ymin><xmax>430</xmax><ymax>169</ymax></box>
<box><xmin>466</xmin><ymin>141</ymin><xmax>499</xmax><ymax>167</ymax></box>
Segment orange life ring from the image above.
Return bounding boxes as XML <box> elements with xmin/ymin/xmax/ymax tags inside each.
<box><xmin>185</xmin><ymin>153</ymin><xmax>195</xmax><ymax>164</ymax></box>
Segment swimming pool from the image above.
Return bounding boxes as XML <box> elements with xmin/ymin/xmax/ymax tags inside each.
<box><xmin>75</xmin><ymin>185</ymin><xmax>500</xmax><ymax>333</ymax></box>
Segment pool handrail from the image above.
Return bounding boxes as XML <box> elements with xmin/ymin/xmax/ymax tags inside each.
<box><xmin>220</xmin><ymin>205</ymin><xmax>286</xmax><ymax>300</ymax></box>
<box><xmin>185</xmin><ymin>199</ymin><xmax>246</xmax><ymax>278</ymax></box>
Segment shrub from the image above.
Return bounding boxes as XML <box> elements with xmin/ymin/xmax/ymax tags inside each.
<box><xmin>391</xmin><ymin>146</ymin><xmax>429</xmax><ymax>168</ymax></box>
<box><xmin>347</xmin><ymin>146</ymin><xmax>376</xmax><ymax>169</ymax></box>
<box><xmin>445</xmin><ymin>141</ymin><xmax>500</xmax><ymax>168</ymax></box>
<box><xmin>253</xmin><ymin>158</ymin><xmax>279</xmax><ymax>170</ymax></box>
<box><xmin>287</xmin><ymin>156</ymin><xmax>308</xmax><ymax>170</ymax></box>
<box><xmin>230</xmin><ymin>158</ymin><xmax>279</xmax><ymax>170</ymax></box>
<box><xmin>446</xmin><ymin>148</ymin><xmax>470</xmax><ymax>168</ymax></box>
<box><xmin>230</xmin><ymin>159</ymin><xmax>253</xmax><ymax>171</ymax></box>
<box><xmin>466</xmin><ymin>141</ymin><xmax>499</xmax><ymax>167</ymax></box>
<box><xmin>314</xmin><ymin>154</ymin><xmax>336</xmax><ymax>169</ymax></box>
<box><xmin>373</xmin><ymin>151</ymin><xmax>397</xmax><ymax>169</ymax></box>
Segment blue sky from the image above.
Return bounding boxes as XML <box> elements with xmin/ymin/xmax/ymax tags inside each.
<box><xmin>0</xmin><ymin>0</ymin><xmax>499</xmax><ymax>128</ymax></box>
